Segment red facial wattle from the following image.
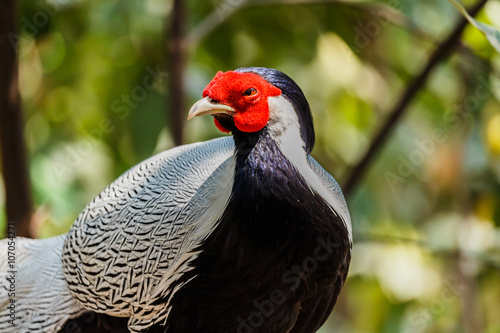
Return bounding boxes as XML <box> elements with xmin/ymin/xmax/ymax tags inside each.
<box><xmin>203</xmin><ymin>71</ymin><xmax>282</xmax><ymax>133</ymax></box>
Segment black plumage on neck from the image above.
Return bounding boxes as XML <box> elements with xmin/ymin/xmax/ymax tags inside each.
<box><xmin>161</xmin><ymin>129</ymin><xmax>351</xmax><ymax>333</ymax></box>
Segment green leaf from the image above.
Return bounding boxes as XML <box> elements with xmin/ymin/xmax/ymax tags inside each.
<box><xmin>448</xmin><ymin>0</ymin><xmax>500</xmax><ymax>53</ymax></box>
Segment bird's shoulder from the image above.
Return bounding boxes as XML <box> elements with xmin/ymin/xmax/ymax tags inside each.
<box><xmin>73</xmin><ymin>136</ymin><xmax>234</xmax><ymax>227</ymax></box>
<box><xmin>61</xmin><ymin>137</ymin><xmax>236</xmax><ymax>322</ymax></box>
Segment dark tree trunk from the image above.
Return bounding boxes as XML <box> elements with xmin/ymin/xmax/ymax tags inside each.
<box><xmin>0</xmin><ymin>0</ymin><xmax>34</xmax><ymax>238</ymax></box>
<box><xmin>168</xmin><ymin>0</ymin><xmax>186</xmax><ymax>146</ymax></box>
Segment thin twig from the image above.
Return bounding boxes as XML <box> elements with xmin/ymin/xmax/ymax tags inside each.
<box><xmin>256</xmin><ymin>0</ymin><xmax>434</xmax><ymax>41</ymax></box>
<box><xmin>186</xmin><ymin>0</ymin><xmax>250</xmax><ymax>49</ymax></box>
<box><xmin>186</xmin><ymin>0</ymin><xmax>429</xmax><ymax>49</ymax></box>
<box><xmin>342</xmin><ymin>0</ymin><xmax>489</xmax><ymax>197</ymax></box>
<box><xmin>0</xmin><ymin>0</ymin><xmax>34</xmax><ymax>237</ymax></box>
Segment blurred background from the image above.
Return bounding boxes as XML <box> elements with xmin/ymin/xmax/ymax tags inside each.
<box><xmin>1</xmin><ymin>0</ymin><xmax>500</xmax><ymax>332</ymax></box>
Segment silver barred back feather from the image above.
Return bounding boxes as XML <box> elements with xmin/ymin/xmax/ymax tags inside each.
<box><xmin>62</xmin><ymin>137</ymin><xmax>236</xmax><ymax>332</ymax></box>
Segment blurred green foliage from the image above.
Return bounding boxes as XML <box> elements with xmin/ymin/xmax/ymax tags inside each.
<box><xmin>1</xmin><ymin>0</ymin><xmax>500</xmax><ymax>331</ymax></box>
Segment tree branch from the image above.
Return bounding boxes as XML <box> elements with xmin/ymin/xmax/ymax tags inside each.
<box><xmin>342</xmin><ymin>0</ymin><xmax>489</xmax><ymax>197</ymax></box>
<box><xmin>0</xmin><ymin>0</ymin><xmax>34</xmax><ymax>237</ymax></box>
<box><xmin>168</xmin><ymin>0</ymin><xmax>186</xmax><ymax>146</ymax></box>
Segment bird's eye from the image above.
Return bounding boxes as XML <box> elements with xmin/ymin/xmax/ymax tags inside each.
<box><xmin>242</xmin><ymin>88</ymin><xmax>258</xmax><ymax>97</ymax></box>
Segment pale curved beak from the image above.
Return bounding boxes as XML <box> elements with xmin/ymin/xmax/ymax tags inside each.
<box><xmin>187</xmin><ymin>97</ymin><xmax>236</xmax><ymax>120</ymax></box>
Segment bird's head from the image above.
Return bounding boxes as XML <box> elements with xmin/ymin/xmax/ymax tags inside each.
<box><xmin>188</xmin><ymin>67</ymin><xmax>315</xmax><ymax>153</ymax></box>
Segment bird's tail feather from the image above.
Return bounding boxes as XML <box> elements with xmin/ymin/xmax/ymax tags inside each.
<box><xmin>0</xmin><ymin>234</ymin><xmax>86</xmax><ymax>333</ymax></box>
